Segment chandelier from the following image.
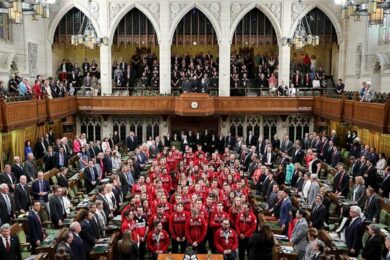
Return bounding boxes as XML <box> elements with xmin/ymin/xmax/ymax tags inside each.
<box><xmin>0</xmin><ymin>0</ymin><xmax>55</xmax><ymax>24</ymax></box>
<box><xmin>282</xmin><ymin>0</ymin><xmax>320</xmax><ymax>49</ymax></box>
<box><xmin>335</xmin><ymin>0</ymin><xmax>390</xmax><ymax>25</ymax></box>
<box><xmin>70</xmin><ymin>0</ymin><xmax>108</xmax><ymax>49</ymax></box>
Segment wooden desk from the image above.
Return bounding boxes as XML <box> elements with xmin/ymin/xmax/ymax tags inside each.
<box><xmin>157</xmin><ymin>254</ymin><xmax>223</xmax><ymax>260</ymax></box>
<box><xmin>90</xmin><ymin>231</ymin><xmax>119</xmax><ymax>260</ymax></box>
<box><xmin>273</xmin><ymin>236</ymin><xmax>297</xmax><ymax>260</ymax></box>
<box><xmin>36</xmin><ymin>228</ymin><xmax>67</xmax><ymax>259</ymax></box>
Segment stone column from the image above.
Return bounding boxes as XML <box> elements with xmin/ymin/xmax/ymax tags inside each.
<box><xmin>99</xmin><ymin>44</ymin><xmax>112</xmax><ymax>95</ymax></box>
<box><xmin>218</xmin><ymin>41</ymin><xmax>231</xmax><ymax>96</ymax></box>
<box><xmin>278</xmin><ymin>45</ymin><xmax>291</xmax><ymax>85</ymax></box>
<box><xmin>159</xmin><ymin>41</ymin><xmax>171</xmax><ymax>94</ymax></box>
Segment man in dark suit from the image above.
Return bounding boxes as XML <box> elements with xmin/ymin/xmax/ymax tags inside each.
<box><xmin>364</xmin><ymin>188</ymin><xmax>381</xmax><ymax>223</ymax></box>
<box><xmin>361</xmin><ymin>224</ymin><xmax>384</xmax><ymax>260</ymax></box>
<box><xmin>225</xmin><ymin>132</ymin><xmax>235</xmax><ymax>150</ymax></box>
<box><xmin>330</xmin><ymin>146</ymin><xmax>341</xmax><ymax>168</ymax></box>
<box><xmin>57</xmin><ymin>167</ymin><xmax>68</xmax><ymax>188</ymax></box>
<box><xmin>55</xmin><ymin>231</ymin><xmax>74</xmax><ymax>259</ymax></box>
<box><xmin>31</xmin><ymin>171</ymin><xmax>50</xmax><ymax>206</ymax></box>
<box><xmin>364</xmin><ymin>160</ymin><xmax>378</xmax><ymax>191</ymax></box>
<box><xmin>0</xmin><ymin>223</ymin><xmax>22</xmax><ymax>260</ymax></box>
<box><xmin>310</xmin><ymin>194</ymin><xmax>327</xmax><ymax>230</ymax></box>
<box><xmin>43</xmin><ymin>146</ymin><xmax>56</xmax><ymax>172</ymax></box>
<box><xmin>256</xmin><ymin>137</ymin><xmax>266</xmax><ymax>157</ymax></box>
<box><xmin>11</xmin><ymin>156</ymin><xmax>25</xmax><ymax>182</ymax></box>
<box><xmin>14</xmin><ymin>176</ymin><xmax>30</xmax><ymax>214</ymax></box>
<box><xmin>34</xmin><ymin>137</ymin><xmax>48</xmax><ymax>159</ymax></box>
<box><xmin>333</xmin><ymin>164</ymin><xmax>350</xmax><ymax>197</ymax></box>
<box><xmin>358</xmin><ymin>156</ymin><xmax>368</xmax><ymax>177</ymax></box>
<box><xmin>80</xmin><ymin>211</ymin><xmax>96</xmax><ymax>254</ymax></box>
<box><xmin>55</xmin><ymin>147</ymin><xmax>68</xmax><ymax>169</ymax></box>
<box><xmin>96</xmin><ymin>186</ymin><xmax>112</xmax><ymax>219</ymax></box>
<box><xmin>345</xmin><ymin>206</ymin><xmax>363</xmax><ymax>256</ymax></box>
<box><xmin>281</xmin><ymin>136</ymin><xmax>293</xmax><ymax>156</ymax></box>
<box><xmin>27</xmin><ymin>201</ymin><xmax>44</xmax><ymax>254</ymax></box>
<box><xmin>349</xmin><ymin>156</ymin><xmax>361</xmax><ymax>180</ymax></box>
<box><xmin>49</xmin><ymin>186</ymin><xmax>65</xmax><ymax>228</ymax></box>
<box><xmin>84</xmin><ymin>161</ymin><xmax>99</xmax><ymax>193</ymax></box>
<box><xmin>262</xmin><ymin>146</ymin><xmax>276</xmax><ymax>168</ymax></box>
<box><xmin>126</xmin><ymin>131</ymin><xmax>137</xmax><ymax>151</ymax></box>
<box><xmin>292</xmin><ymin>143</ymin><xmax>305</xmax><ymax>165</ymax></box>
<box><xmin>0</xmin><ymin>165</ymin><xmax>16</xmax><ymax>192</ymax></box>
<box><xmin>0</xmin><ymin>184</ymin><xmax>15</xmax><ymax>225</ymax></box>
<box><xmin>278</xmin><ymin>189</ymin><xmax>292</xmax><ymax>235</ymax></box>
<box><xmin>380</xmin><ymin>167</ymin><xmax>390</xmax><ymax>198</ymax></box>
<box><xmin>246</xmin><ymin>131</ymin><xmax>256</xmax><ymax>146</ymax></box>
<box><xmin>69</xmin><ymin>221</ymin><xmax>88</xmax><ymax>260</ymax></box>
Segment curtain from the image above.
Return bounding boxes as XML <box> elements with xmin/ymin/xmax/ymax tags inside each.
<box><xmin>11</xmin><ymin>129</ymin><xmax>25</xmax><ymax>161</ymax></box>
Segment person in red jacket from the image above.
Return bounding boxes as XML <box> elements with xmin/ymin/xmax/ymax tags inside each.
<box><xmin>169</xmin><ymin>203</ymin><xmax>188</xmax><ymax>253</ymax></box>
<box><xmin>134</xmin><ymin>206</ymin><xmax>149</xmax><ymax>260</ymax></box>
<box><xmin>210</xmin><ymin>201</ymin><xmax>230</xmax><ymax>232</ymax></box>
<box><xmin>185</xmin><ymin>208</ymin><xmax>207</xmax><ymax>253</ymax></box>
<box><xmin>213</xmin><ymin>219</ymin><xmax>239</xmax><ymax>260</ymax></box>
<box><xmin>146</xmin><ymin>221</ymin><xmax>170</xmax><ymax>260</ymax></box>
<box><xmin>149</xmin><ymin>204</ymin><xmax>170</xmax><ymax>232</ymax></box>
<box><xmin>236</xmin><ymin>203</ymin><xmax>257</xmax><ymax>260</ymax></box>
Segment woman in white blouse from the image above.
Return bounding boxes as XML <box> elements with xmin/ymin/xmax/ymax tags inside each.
<box><xmin>312</xmin><ymin>76</ymin><xmax>321</xmax><ymax>88</ymax></box>
<box><xmin>351</xmin><ymin>176</ymin><xmax>366</xmax><ymax>209</ymax></box>
<box><xmin>101</xmin><ymin>137</ymin><xmax>111</xmax><ymax>152</ymax></box>
<box><xmin>376</xmin><ymin>153</ymin><xmax>387</xmax><ymax>176</ymax></box>
<box><xmin>61</xmin><ymin>188</ymin><xmax>73</xmax><ymax>215</ymax></box>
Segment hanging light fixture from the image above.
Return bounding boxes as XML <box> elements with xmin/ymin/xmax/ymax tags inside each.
<box><xmin>336</xmin><ymin>0</ymin><xmax>390</xmax><ymax>25</ymax></box>
<box><xmin>0</xmin><ymin>0</ymin><xmax>55</xmax><ymax>24</ymax></box>
<box><xmin>70</xmin><ymin>0</ymin><xmax>109</xmax><ymax>49</ymax></box>
<box><xmin>282</xmin><ymin>0</ymin><xmax>320</xmax><ymax>49</ymax></box>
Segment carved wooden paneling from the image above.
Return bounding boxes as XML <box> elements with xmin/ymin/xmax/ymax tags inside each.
<box><xmin>2</xmin><ymin>100</ymin><xmax>38</xmax><ymax>131</ymax></box>
<box><xmin>47</xmin><ymin>98</ymin><xmax>70</xmax><ymax>120</ymax></box>
<box><xmin>36</xmin><ymin>99</ymin><xmax>48</xmax><ymax>123</ymax></box>
<box><xmin>313</xmin><ymin>97</ymin><xmax>322</xmax><ymax>116</ymax></box>
<box><xmin>352</xmin><ymin>102</ymin><xmax>387</xmax><ymax>132</ymax></box>
<box><xmin>174</xmin><ymin>94</ymin><xmax>215</xmax><ymax>116</ymax></box>
<box><xmin>320</xmin><ymin>98</ymin><xmax>343</xmax><ymax>120</ymax></box>
<box><xmin>343</xmin><ymin>100</ymin><xmax>353</xmax><ymax>123</ymax></box>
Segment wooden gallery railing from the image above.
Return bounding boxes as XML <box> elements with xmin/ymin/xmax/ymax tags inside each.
<box><xmin>0</xmin><ymin>94</ymin><xmax>389</xmax><ymax>133</ymax></box>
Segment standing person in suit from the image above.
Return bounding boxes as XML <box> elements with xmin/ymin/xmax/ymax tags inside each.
<box><xmin>69</xmin><ymin>221</ymin><xmax>88</xmax><ymax>260</ymax></box>
<box><xmin>307</xmin><ymin>174</ymin><xmax>320</xmax><ymax>207</ymax></box>
<box><xmin>49</xmin><ymin>185</ymin><xmax>65</xmax><ymax>228</ymax></box>
<box><xmin>14</xmin><ymin>176</ymin><xmax>30</xmax><ymax>214</ymax></box>
<box><xmin>349</xmin><ymin>156</ymin><xmax>361</xmax><ymax>180</ymax></box>
<box><xmin>278</xmin><ymin>189</ymin><xmax>292</xmax><ymax>235</ymax></box>
<box><xmin>55</xmin><ymin>147</ymin><xmax>68</xmax><ymax>169</ymax></box>
<box><xmin>333</xmin><ymin>163</ymin><xmax>350</xmax><ymax>197</ymax></box>
<box><xmin>262</xmin><ymin>146</ymin><xmax>276</xmax><ymax>168</ymax></box>
<box><xmin>27</xmin><ymin>201</ymin><xmax>44</xmax><ymax>254</ymax></box>
<box><xmin>290</xmin><ymin>209</ymin><xmax>308</xmax><ymax>260</ymax></box>
<box><xmin>84</xmin><ymin>160</ymin><xmax>99</xmax><ymax>193</ymax></box>
<box><xmin>0</xmin><ymin>165</ymin><xmax>16</xmax><ymax>192</ymax></box>
<box><xmin>217</xmin><ymin>134</ymin><xmax>225</xmax><ymax>154</ymax></box>
<box><xmin>364</xmin><ymin>160</ymin><xmax>378</xmax><ymax>191</ymax></box>
<box><xmin>345</xmin><ymin>206</ymin><xmax>363</xmax><ymax>257</ymax></box>
<box><xmin>225</xmin><ymin>132</ymin><xmax>235</xmax><ymax>150</ymax></box>
<box><xmin>0</xmin><ymin>183</ymin><xmax>15</xmax><ymax>224</ymax></box>
<box><xmin>352</xmin><ymin>176</ymin><xmax>366</xmax><ymax>209</ymax></box>
<box><xmin>281</xmin><ymin>136</ymin><xmax>293</xmax><ymax>156</ymax></box>
<box><xmin>364</xmin><ymin>188</ymin><xmax>381</xmax><ymax>223</ymax></box>
<box><xmin>292</xmin><ymin>142</ymin><xmax>305</xmax><ymax>165</ymax></box>
<box><xmin>55</xmin><ymin>231</ymin><xmax>74</xmax><ymax>259</ymax></box>
<box><xmin>246</xmin><ymin>131</ymin><xmax>256</xmax><ymax>147</ymax></box>
<box><xmin>380</xmin><ymin>167</ymin><xmax>390</xmax><ymax>198</ymax></box>
<box><xmin>79</xmin><ymin>210</ymin><xmax>96</xmax><ymax>255</ymax></box>
<box><xmin>310</xmin><ymin>195</ymin><xmax>327</xmax><ymax>230</ymax></box>
<box><xmin>361</xmin><ymin>224</ymin><xmax>384</xmax><ymax>260</ymax></box>
<box><xmin>11</xmin><ymin>156</ymin><xmax>25</xmax><ymax>182</ymax></box>
<box><xmin>57</xmin><ymin>167</ymin><xmax>68</xmax><ymax>188</ymax></box>
<box><xmin>24</xmin><ymin>153</ymin><xmax>37</xmax><ymax>180</ymax></box>
<box><xmin>0</xmin><ymin>223</ymin><xmax>22</xmax><ymax>260</ymax></box>
<box><xmin>43</xmin><ymin>146</ymin><xmax>56</xmax><ymax>172</ymax></box>
<box><xmin>31</xmin><ymin>171</ymin><xmax>50</xmax><ymax>214</ymax></box>
<box><xmin>126</xmin><ymin>131</ymin><xmax>137</xmax><ymax>151</ymax></box>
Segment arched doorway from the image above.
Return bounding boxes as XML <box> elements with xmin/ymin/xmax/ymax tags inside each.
<box><xmin>230</xmin><ymin>8</ymin><xmax>279</xmax><ymax>96</ymax></box>
<box><xmin>111</xmin><ymin>8</ymin><xmax>159</xmax><ymax>95</ymax></box>
<box><xmin>290</xmin><ymin>8</ymin><xmax>339</xmax><ymax>89</ymax></box>
<box><xmin>52</xmin><ymin>8</ymin><xmax>100</xmax><ymax>89</ymax></box>
<box><xmin>171</xmin><ymin>8</ymin><xmax>219</xmax><ymax>95</ymax></box>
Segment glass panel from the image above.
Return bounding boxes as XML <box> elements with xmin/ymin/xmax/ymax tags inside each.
<box><xmin>87</xmin><ymin>124</ymin><xmax>94</xmax><ymax>142</ymax></box>
<box><xmin>95</xmin><ymin>125</ymin><xmax>101</xmax><ymax>142</ymax></box>
<box><xmin>146</xmin><ymin>124</ymin><xmax>153</xmax><ymax>140</ymax></box>
<box><xmin>263</xmin><ymin>125</ymin><xmax>270</xmax><ymax>141</ymax></box>
<box><xmin>153</xmin><ymin>124</ymin><xmax>159</xmax><ymax>137</ymax></box>
<box><xmin>120</xmin><ymin>124</ymin><xmax>126</xmax><ymax>143</ymax></box>
<box><xmin>289</xmin><ymin>126</ymin><xmax>295</xmax><ymax>142</ymax></box>
<box><xmin>136</xmin><ymin>125</ymin><xmax>143</xmax><ymax>144</ymax></box>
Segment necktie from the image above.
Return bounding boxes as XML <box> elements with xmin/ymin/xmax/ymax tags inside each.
<box><xmin>39</xmin><ymin>181</ymin><xmax>43</xmax><ymax>193</ymax></box>
<box><xmin>4</xmin><ymin>195</ymin><xmax>11</xmax><ymax>214</ymax></box>
<box><xmin>6</xmin><ymin>238</ymin><xmax>10</xmax><ymax>252</ymax></box>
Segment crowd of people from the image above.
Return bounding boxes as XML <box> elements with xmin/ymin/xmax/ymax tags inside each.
<box><xmin>112</xmin><ymin>52</ymin><xmax>159</xmax><ymax>89</ymax></box>
<box><xmin>0</xmin><ymin>125</ymin><xmax>390</xmax><ymax>260</ymax></box>
<box><xmin>171</xmin><ymin>52</ymin><xmax>219</xmax><ymax>94</ymax></box>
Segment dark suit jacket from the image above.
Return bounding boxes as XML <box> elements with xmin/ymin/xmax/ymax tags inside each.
<box><xmin>96</xmin><ymin>193</ymin><xmax>111</xmax><ymax>218</ymax></box>
<box><xmin>118</xmin><ymin>172</ymin><xmax>130</xmax><ymax>195</ymax></box>
<box><xmin>333</xmin><ymin>172</ymin><xmax>350</xmax><ymax>197</ymax></box>
<box><xmin>14</xmin><ymin>184</ymin><xmax>30</xmax><ymax>212</ymax></box>
<box><xmin>351</xmin><ymin>162</ymin><xmax>361</xmax><ymax>179</ymax></box>
<box><xmin>246</xmin><ymin>135</ymin><xmax>257</xmax><ymax>146</ymax></box>
<box><xmin>126</xmin><ymin>136</ymin><xmax>137</xmax><ymax>151</ymax></box>
<box><xmin>0</xmin><ymin>235</ymin><xmax>22</xmax><ymax>260</ymax></box>
<box><xmin>49</xmin><ymin>195</ymin><xmax>65</xmax><ymax>227</ymax></box>
<box><xmin>364</xmin><ymin>195</ymin><xmax>381</xmax><ymax>221</ymax></box>
<box><xmin>331</xmin><ymin>151</ymin><xmax>341</xmax><ymax>168</ymax></box>
<box><xmin>262</xmin><ymin>152</ymin><xmax>276</xmax><ymax>166</ymax></box>
<box><xmin>0</xmin><ymin>193</ymin><xmax>15</xmax><ymax>224</ymax></box>
<box><xmin>43</xmin><ymin>152</ymin><xmax>56</xmax><ymax>172</ymax></box>
<box><xmin>11</xmin><ymin>164</ymin><xmax>25</xmax><ymax>181</ymax></box>
<box><xmin>80</xmin><ymin>220</ymin><xmax>96</xmax><ymax>252</ymax></box>
<box><xmin>54</xmin><ymin>152</ymin><xmax>69</xmax><ymax>169</ymax></box>
<box><xmin>24</xmin><ymin>160</ymin><xmax>37</xmax><ymax>180</ymax></box>
<box><xmin>310</xmin><ymin>204</ymin><xmax>327</xmax><ymax>229</ymax></box>
<box><xmin>56</xmin><ymin>241</ymin><xmax>74</xmax><ymax>259</ymax></box>
<box><xmin>225</xmin><ymin>136</ymin><xmax>235</xmax><ymax>150</ymax></box>
<box><xmin>84</xmin><ymin>167</ymin><xmax>98</xmax><ymax>193</ymax></box>
<box><xmin>292</xmin><ymin>149</ymin><xmax>305</xmax><ymax>164</ymax></box>
<box><xmin>27</xmin><ymin>210</ymin><xmax>43</xmax><ymax>248</ymax></box>
<box><xmin>57</xmin><ymin>174</ymin><xmax>68</xmax><ymax>188</ymax></box>
<box><xmin>345</xmin><ymin>217</ymin><xmax>363</xmax><ymax>254</ymax></box>
<box><xmin>365</xmin><ymin>166</ymin><xmax>378</xmax><ymax>190</ymax></box>
<box><xmin>70</xmin><ymin>232</ymin><xmax>88</xmax><ymax>260</ymax></box>
<box><xmin>0</xmin><ymin>173</ymin><xmax>16</xmax><ymax>192</ymax></box>
<box><xmin>34</xmin><ymin>141</ymin><xmax>48</xmax><ymax>159</ymax></box>
<box><xmin>31</xmin><ymin>179</ymin><xmax>50</xmax><ymax>202</ymax></box>
<box><xmin>361</xmin><ymin>235</ymin><xmax>384</xmax><ymax>260</ymax></box>
<box><xmin>381</xmin><ymin>175</ymin><xmax>390</xmax><ymax>198</ymax></box>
